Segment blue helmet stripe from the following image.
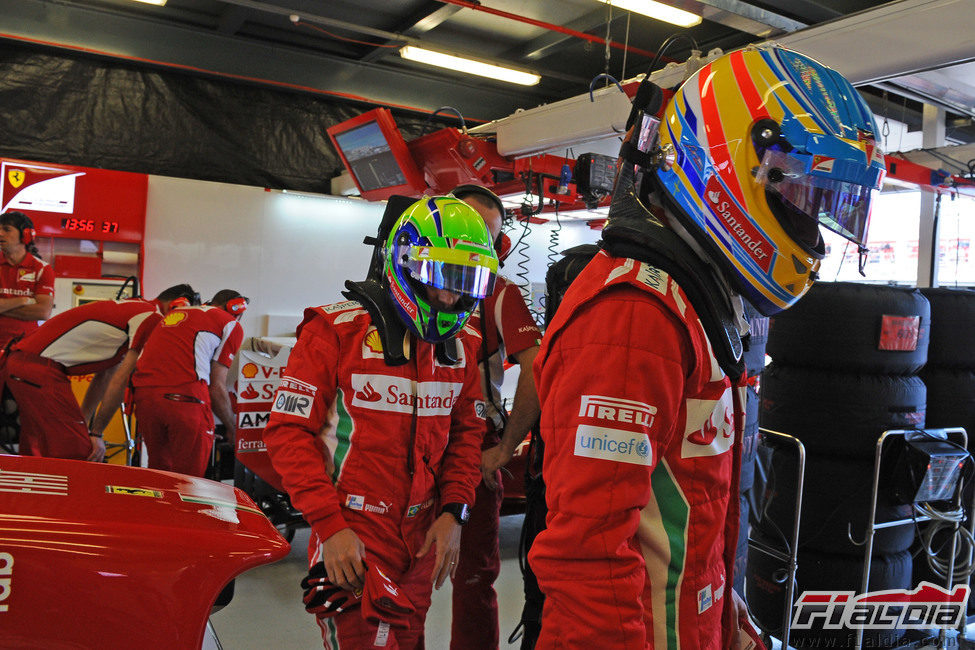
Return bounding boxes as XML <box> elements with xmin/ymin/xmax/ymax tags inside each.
<box><xmin>427</xmin><ymin>197</ymin><xmax>444</xmax><ymax>237</ymax></box>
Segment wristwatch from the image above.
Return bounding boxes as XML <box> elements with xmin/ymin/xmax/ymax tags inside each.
<box><xmin>440</xmin><ymin>502</ymin><xmax>471</xmax><ymax>526</ymax></box>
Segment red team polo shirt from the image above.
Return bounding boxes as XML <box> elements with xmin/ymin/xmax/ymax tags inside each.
<box><xmin>0</xmin><ymin>253</ymin><xmax>55</xmax><ymax>346</ymax></box>
<box><xmin>13</xmin><ymin>298</ymin><xmax>161</xmax><ymax>375</ymax></box>
<box><xmin>131</xmin><ymin>305</ymin><xmax>244</xmax><ymax>389</ymax></box>
<box><xmin>466</xmin><ymin>275</ymin><xmax>542</xmax><ymax>435</ymax></box>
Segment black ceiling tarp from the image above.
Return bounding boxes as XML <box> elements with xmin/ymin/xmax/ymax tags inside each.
<box><xmin>0</xmin><ymin>42</ymin><xmax>438</xmax><ymax>193</ymax></box>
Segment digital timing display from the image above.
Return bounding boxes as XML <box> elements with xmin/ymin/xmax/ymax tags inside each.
<box><xmin>60</xmin><ymin>218</ymin><xmax>120</xmax><ymax>234</ymax></box>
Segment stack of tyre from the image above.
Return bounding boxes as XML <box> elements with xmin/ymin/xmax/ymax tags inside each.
<box><xmin>915</xmin><ymin>287</ymin><xmax>975</xmax><ymax>615</ymax></box>
<box><xmin>746</xmin><ymin>282</ymin><xmax>930</xmax><ymax>648</ymax></box>
<box><xmin>734</xmin><ymin>303</ymin><xmax>769</xmax><ymax>596</ymax></box>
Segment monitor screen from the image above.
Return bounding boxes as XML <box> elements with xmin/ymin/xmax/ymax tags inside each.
<box><xmin>327</xmin><ymin>107</ymin><xmax>426</xmax><ymax>201</ymax></box>
<box><xmin>333</xmin><ymin>120</ymin><xmax>407</xmax><ymax>193</ymax></box>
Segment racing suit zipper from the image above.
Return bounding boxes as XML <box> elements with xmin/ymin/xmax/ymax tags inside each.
<box><xmin>407</xmin><ymin>349</ymin><xmax>418</xmax><ymax>478</ymax></box>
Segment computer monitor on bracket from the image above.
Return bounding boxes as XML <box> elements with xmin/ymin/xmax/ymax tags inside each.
<box><xmin>327</xmin><ymin>107</ymin><xmax>426</xmax><ymax>201</ymax></box>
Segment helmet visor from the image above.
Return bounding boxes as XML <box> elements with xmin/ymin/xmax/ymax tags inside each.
<box><xmin>756</xmin><ymin>149</ymin><xmax>877</xmax><ymax>247</ymax></box>
<box><xmin>397</xmin><ymin>245</ymin><xmax>497</xmax><ymax>299</ymax></box>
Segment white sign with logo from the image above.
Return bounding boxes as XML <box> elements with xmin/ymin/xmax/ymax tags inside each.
<box><xmin>350</xmin><ymin>373</ymin><xmax>462</xmax><ymax>416</ymax></box>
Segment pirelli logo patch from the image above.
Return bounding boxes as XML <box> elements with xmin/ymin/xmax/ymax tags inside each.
<box><xmin>579</xmin><ymin>395</ymin><xmax>656</xmax><ymax>428</ymax></box>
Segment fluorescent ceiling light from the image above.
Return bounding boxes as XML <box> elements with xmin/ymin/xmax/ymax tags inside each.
<box><xmin>131</xmin><ymin>0</ymin><xmax>167</xmax><ymax>5</ymax></box>
<box><xmin>399</xmin><ymin>46</ymin><xmax>540</xmax><ymax>86</ymax></box>
<box><xmin>595</xmin><ymin>0</ymin><xmax>701</xmax><ymax>27</ymax></box>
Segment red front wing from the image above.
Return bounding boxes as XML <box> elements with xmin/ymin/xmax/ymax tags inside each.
<box><xmin>0</xmin><ymin>454</ymin><xmax>290</xmax><ymax>649</ymax></box>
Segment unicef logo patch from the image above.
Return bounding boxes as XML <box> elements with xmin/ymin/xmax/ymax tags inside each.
<box><xmin>636</xmin><ymin>440</ymin><xmax>651</xmax><ymax>458</ymax></box>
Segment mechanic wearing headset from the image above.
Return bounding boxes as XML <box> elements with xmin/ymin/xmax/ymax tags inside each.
<box><xmin>0</xmin><ymin>211</ymin><xmax>54</xmax><ymax>348</ymax></box>
<box><xmin>448</xmin><ymin>184</ymin><xmax>542</xmax><ymax>650</ymax></box>
<box><xmin>2</xmin><ymin>284</ymin><xmax>200</xmax><ymax>462</ymax></box>
<box><xmin>529</xmin><ymin>45</ymin><xmax>886</xmax><ymax>649</ymax></box>
<box><xmin>130</xmin><ymin>289</ymin><xmax>247</xmax><ymax>477</ymax></box>
<box><xmin>263</xmin><ymin>196</ymin><xmax>497</xmax><ymax>648</ymax></box>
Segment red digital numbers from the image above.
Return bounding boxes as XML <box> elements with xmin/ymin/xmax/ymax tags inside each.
<box><xmin>60</xmin><ymin>219</ymin><xmax>120</xmax><ymax>234</ymax></box>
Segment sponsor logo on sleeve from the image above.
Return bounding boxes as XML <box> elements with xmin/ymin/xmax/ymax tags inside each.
<box><xmin>271</xmin><ymin>386</ymin><xmax>314</xmax><ymax>418</ymax></box>
<box><xmin>350</xmin><ymin>374</ymin><xmax>462</xmax><ymax>416</ymax></box>
<box><xmin>579</xmin><ymin>395</ymin><xmax>656</xmax><ymax>428</ymax></box>
<box><xmin>574</xmin><ymin>425</ymin><xmax>653</xmax><ymax>466</ymax></box>
<box><xmin>280</xmin><ymin>376</ymin><xmax>318</xmax><ymax>395</ymax></box>
<box><xmin>681</xmin><ymin>390</ymin><xmax>735</xmax><ymax>458</ymax></box>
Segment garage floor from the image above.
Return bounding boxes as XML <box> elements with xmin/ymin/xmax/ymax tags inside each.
<box><xmin>207</xmin><ymin>512</ymin><xmax>975</xmax><ymax>650</ymax></box>
<box><xmin>208</xmin><ymin>513</ymin><xmax>529</xmax><ymax>649</ymax></box>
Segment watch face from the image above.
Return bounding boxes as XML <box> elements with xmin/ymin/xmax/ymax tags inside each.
<box><xmin>444</xmin><ymin>503</ymin><xmax>470</xmax><ymax>524</ymax></box>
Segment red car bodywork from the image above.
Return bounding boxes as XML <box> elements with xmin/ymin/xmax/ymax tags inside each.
<box><xmin>0</xmin><ymin>454</ymin><xmax>290</xmax><ymax>649</ymax></box>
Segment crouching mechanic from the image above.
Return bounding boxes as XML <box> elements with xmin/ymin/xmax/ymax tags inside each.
<box><xmin>2</xmin><ymin>284</ymin><xmax>200</xmax><ymax>461</ymax></box>
<box><xmin>130</xmin><ymin>290</ymin><xmax>247</xmax><ymax>476</ymax></box>
<box><xmin>263</xmin><ymin>196</ymin><xmax>498</xmax><ymax>649</ymax></box>
<box><xmin>529</xmin><ymin>45</ymin><xmax>886</xmax><ymax>649</ymax></box>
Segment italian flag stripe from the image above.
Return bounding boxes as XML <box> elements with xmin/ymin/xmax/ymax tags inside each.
<box><xmin>645</xmin><ymin>460</ymin><xmax>690</xmax><ymax>649</ymax></box>
<box><xmin>332</xmin><ymin>388</ymin><xmax>354</xmax><ymax>482</ymax></box>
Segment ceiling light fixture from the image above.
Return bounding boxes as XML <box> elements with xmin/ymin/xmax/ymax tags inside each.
<box><xmin>595</xmin><ymin>0</ymin><xmax>702</xmax><ymax>28</ymax></box>
<box><xmin>130</xmin><ymin>0</ymin><xmax>167</xmax><ymax>5</ymax></box>
<box><xmin>399</xmin><ymin>46</ymin><xmax>540</xmax><ymax>86</ymax></box>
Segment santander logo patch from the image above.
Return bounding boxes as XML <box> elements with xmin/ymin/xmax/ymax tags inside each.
<box><xmin>681</xmin><ymin>390</ymin><xmax>735</xmax><ymax>459</ymax></box>
<box><xmin>705</xmin><ymin>176</ymin><xmax>773</xmax><ymax>273</ymax></box>
<box><xmin>350</xmin><ymin>374</ymin><xmax>462</xmax><ymax>416</ymax></box>
<box><xmin>354</xmin><ymin>382</ymin><xmax>383</xmax><ymax>403</ymax></box>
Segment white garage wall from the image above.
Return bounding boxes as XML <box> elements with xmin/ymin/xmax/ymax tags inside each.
<box><xmin>143</xmin><ymin>176</ymin><xmax>384</xmax><ymax>338</ymax></box>
<box><xmin>143</xmin><ymin>174</ymin><xmax>602</xmax><ymax>347</ymax></box>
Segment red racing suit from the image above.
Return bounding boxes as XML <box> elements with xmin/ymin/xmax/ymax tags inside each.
<box><xmin>0</xmin><ymin>252</ymin><xmax>54</xmax><ymax>348</ymax></box>
<box><xmin>529</xmin><ymin>251</ymin><xmax>746</xmax><ymax>650</ymax></box>
<box><xmin>131</xmin><ymin>305</ymin><xmax>244</xmax><ymax>476</ymax></box>
<box><xmin>2</xmin><ymin>298</ymin><xmax>161</xmax><ymax>459</ymax></box>
<box><xmin>452</xmin><ymin>275</ymin><xmax>541</xmax><ymax>650</ymax></box>
<box><xmin>263</xmin><ymin>300</ymin><xmax>484</xmax><ymax>649</ymax></box>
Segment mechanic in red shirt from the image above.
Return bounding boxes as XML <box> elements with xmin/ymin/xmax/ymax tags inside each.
<box><xmin>130</xmin><ymin>289</ymin><xmax>246</xmax><ymax>477</ymax></box>
<box><xmin>529</xmin><ymin>46</ymin><xmax>886</xmax><ymax>649</ymax></box>
<box><xmin>2</xmin><ymin>284</ymin><xmax>199</xmax><ymax>462</ymax></box>
<box><xmin>448</xmin><ymin>185</ymin><xmax>541</xmax><ymax>650</ymax></box>
<box><xmin>263</xmin><ymin>196</ymin><xmax>498</xmax><ymax>649</ymax></box>
<box><xmin>0</xmin><ymin>211</ymin><xmax>54</xmax><ymax>348</ymax></box>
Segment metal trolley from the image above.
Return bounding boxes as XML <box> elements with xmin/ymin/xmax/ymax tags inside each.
<box><xmin>748</xmin><ymin>427</ymin><xmax>807</xmax><ymax>650</ymax></box>
<box><xmin>854</xmin><ymin>427</ymin><xmax>970</xmax><ymax>650</ymax></box>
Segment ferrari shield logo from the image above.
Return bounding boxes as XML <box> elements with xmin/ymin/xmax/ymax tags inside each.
<box><xmin>7</xmin><ymin>169</ymin><xmax>24</xmax><ymax>189</ymax></box>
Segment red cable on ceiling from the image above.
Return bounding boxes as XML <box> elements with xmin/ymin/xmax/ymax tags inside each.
<box><xmin>436</xmin><ymin>0</ymin><xmax>671</xmax><ymax>61</ymax></box>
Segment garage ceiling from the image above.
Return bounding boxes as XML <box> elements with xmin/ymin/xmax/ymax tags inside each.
<box><xmin>1</xmin><ymin>0</ymin><xmax>974</xmax><ymax>148</ymax></box>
